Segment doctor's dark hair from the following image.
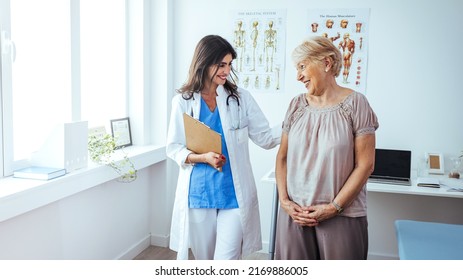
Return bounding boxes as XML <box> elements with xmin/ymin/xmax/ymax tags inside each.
<box><xmin>177</xmin><ymin>35</ymin><xmax>239</xmax><ymax>99</ymax></box>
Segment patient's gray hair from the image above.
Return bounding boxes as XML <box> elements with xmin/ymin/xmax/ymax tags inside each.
<box><xmin>292</xmin><ymin>36</ymin><xmax>342</xmax><ymax>77</ymax></box>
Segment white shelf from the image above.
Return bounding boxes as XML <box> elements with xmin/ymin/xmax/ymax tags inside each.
<box><xmin>0</xmin><ymin>145</ymin><xmax>166</xmax><ymax>222</ymax></box>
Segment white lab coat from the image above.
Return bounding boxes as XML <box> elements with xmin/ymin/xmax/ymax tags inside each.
<box><xmin>166</xmin><ymin>85</ymin><xmax>281</xmax><ymax>259</ymax></box>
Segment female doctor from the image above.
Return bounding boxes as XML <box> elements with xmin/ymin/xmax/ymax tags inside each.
<box><xmin>166</xmin><ymin>35</ymin><xmax>281</xmax><ymax>260</ymax></box>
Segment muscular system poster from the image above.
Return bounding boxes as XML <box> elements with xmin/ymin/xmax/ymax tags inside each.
<box><xmin>308</xmin><ymin>9</ymin><xmax>370</xmax><ymax>94</ymax></box>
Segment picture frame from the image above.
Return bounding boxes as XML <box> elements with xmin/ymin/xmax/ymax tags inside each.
<box><xmin>110</xmin><ymin>117</ymin><xmax>132</xmax><ymax>148</ymax></box>
<box><xmin>426</xmin><ymin>152</ymin><xmax>444</xmax><ymax>175</ymax></box>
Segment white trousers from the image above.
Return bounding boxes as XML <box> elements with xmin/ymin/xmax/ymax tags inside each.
<box><xmin>188</xmin><ymin>208</ymin><xmax>243</xmax><ymax>260</ymax></box>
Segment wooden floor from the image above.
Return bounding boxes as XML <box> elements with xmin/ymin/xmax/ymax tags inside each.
<box><xmin>133</xmin><ymin>245</ymin><xmax>269</xmax><ymax>260</ymax></box>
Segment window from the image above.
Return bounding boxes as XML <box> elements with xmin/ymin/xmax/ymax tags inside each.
<box><xmin>10</xmin><ymin>0</ymin><xmax>72</xmax><ymax>162</ymax></box>
<box><xmin>0</xmin><ymin>0</ymin><xmax>127</xmax><ymax>176</ymax></box>
<box><xmin>80</xmin><ymin>0</ymin><xmax>126</xmax><ymax>126</ymax></box>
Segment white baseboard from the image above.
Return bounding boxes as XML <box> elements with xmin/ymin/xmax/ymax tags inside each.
<box><xmin>115</xmin><ymin>233</ymin><xmax>173</xmax><ymax>260</ymax></box>
<box><xmin>150</xmin><ymin>233</ymin><xmax>170</xmax><ymax>247</ymax></box>
<box><xmin>116</xmin><ymin>234</ymin><xmax>151</xmax><ymax>260</ymax></box>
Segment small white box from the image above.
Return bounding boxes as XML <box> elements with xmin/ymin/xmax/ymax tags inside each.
<box><xmin>31</xmin><ymin>121</ymin><xmax>88</xmax><ymax>172</ymax></box>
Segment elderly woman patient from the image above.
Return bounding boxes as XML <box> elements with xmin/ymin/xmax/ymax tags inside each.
<box><xmin>275</xmin><ymin>36</ymin><xmax>379</xmax><ymax>260</ymax></box>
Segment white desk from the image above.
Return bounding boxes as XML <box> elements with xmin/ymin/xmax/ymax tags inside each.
<box><xmin>261</xmin><ymin>169</ymin><xmax>463</xmax><ymax>259</ymax></box>
<box><xmin>262</xmin><ymin>169</ymin><xmax>463</xmax><ymax>199</ymax></box>
<box><xmin>367</xmin><ymin>178</ymin><xmax>463</xmax><ymax>199</ymax></box>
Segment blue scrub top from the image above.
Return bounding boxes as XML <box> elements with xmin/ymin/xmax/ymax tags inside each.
<box><xmin>188</xmin><ymin>98</ymin><xmax>238</xmax><ymax>209</ymax></box>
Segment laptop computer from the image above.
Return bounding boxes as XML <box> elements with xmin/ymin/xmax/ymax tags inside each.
<box><xmin>368</xmin><ymin>148</ymin><xmax>412</xmax><ymax>186</ymax></box>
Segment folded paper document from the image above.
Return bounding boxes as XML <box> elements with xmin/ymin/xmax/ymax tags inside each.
<box><xmin>439</xmin><ymin>178</ymin><xmax>463</xmax><ymax>192</ymax></box>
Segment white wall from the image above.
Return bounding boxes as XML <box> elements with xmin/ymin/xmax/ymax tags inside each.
<box><xmin>170</xmin><ymin>0</ymin><xmax>463</xmax><ymax>258</ymax></box>
<box><xmin>0</xmin><ymin>166</ymin><xmax>162</xmax><ymax>259</ymax></box>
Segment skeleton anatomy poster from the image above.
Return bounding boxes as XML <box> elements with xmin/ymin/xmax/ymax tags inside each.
<box><xmin>229</xmin><ymin>10</ymin><xmax>286</xmax><ymax>94</ymax></box>
<box><xmin>308</xmin><ymin>9</ymin><xmax>370</xmax><ymax>94</ymax></box>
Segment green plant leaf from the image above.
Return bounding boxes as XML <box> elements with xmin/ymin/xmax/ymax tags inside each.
<box><xmin>88</xmin><ymin>133</ymin><xmax>137</xmax><ymax>183</ymax></box>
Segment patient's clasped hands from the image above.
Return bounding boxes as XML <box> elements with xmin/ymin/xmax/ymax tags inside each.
<box><xmin>281</xmin><ymin>199</ymin><xmax>338</xmax><ymax>227</ymax></box>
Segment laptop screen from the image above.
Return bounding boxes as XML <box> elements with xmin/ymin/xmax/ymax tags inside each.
<box><xmin>369</xmin><ymin>149</ymin><xmax>411</xmax><ymax>184</ymax></box>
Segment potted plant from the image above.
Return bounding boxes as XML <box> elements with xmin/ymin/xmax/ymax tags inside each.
<box><xmin>88</xmin><ymin>133</ymin><xmax>137</xmax><ymax>183</ymax></box>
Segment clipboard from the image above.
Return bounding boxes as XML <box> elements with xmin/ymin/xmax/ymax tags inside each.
<box><xmin>183</xmin><ymin>113</ymin><xmax>222</xmax><ymax>155</ymax></box>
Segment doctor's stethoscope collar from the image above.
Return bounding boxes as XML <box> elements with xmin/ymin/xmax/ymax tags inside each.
<box><xmin>226</xmin><ymin>93</ymin><xmax>241</xmax><ymax>130</ymax></box>
<box><xmin>226</xmin><ymin>93</ymin><xmax>240</xmax><ymax>107</ymax></box>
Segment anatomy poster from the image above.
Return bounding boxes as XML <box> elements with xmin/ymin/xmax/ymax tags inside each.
<box><xmin>229</xmin><ymin>10</ymin><xmax>286</xmax><ymax>94</ymax></box>
<box><xmin>308</xmin><ymin>9</ymin><xmax>370</xmax><ymax>94</ymax></box>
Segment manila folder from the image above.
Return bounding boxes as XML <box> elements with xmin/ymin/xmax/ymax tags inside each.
<box><xmin>183</xmin><ymin>113</ymin><xmax>221</xmax><ymax>154</ymax></box>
